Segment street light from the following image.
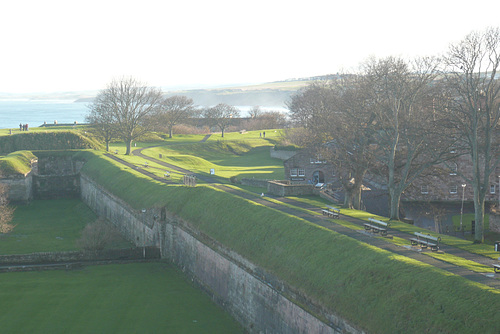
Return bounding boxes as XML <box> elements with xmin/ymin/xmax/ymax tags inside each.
<box><xmin>460</xmin><ymin>184</ymin><xmax>466</xmax><ymax>231</ymax></box>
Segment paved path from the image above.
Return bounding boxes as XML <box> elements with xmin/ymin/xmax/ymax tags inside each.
<box><xmin>106</xmin><ymin>143</ymin><xmax>500</xmax><ymax>289</ymax></box>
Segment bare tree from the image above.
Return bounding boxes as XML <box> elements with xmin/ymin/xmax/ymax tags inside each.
<box><xmin>203</xmin><ymin>103</ymin><xmax>240</xmax><ymax>137</ymax></box>
<box><xmin>249</xmin><ymin>106</ymin><xmax>263</xmax><ymax>119</ymax></box>
<box><xmin>287</xmin><ymin>79</ymin><xmax>375</xmax><ymax>209</ymax></box>
<box><xmin>364</xmin><ymin>56</ymin><xmax>452</xmax><ymax>220</ymax></box>
<box><xmin>157</xmin><ymin>95</ymin><xmax>195</xmax><ymax>138</ymax></box>
<box><xmin>0</xmin><ymin>182</ymin><xmax>15</xmax><ymax>233</ymax></box>
<box><xmin>86</xmin><ymin>103</ymin><xmax>118</xmax><ymax>152</ymax></box>
<box><xmin>243</xmin><ymin>110</ymin><xmax>288</xmax><ymax>131</ymax></box>
<box><xmin>88</xmin><ymin>77</ymin><xmax>163</xmax><ymax>155</ymax></box>
<box><xmin>442</xmin><ymin>27</ymin><xmax>500</xmax><ymax>242</ymax></box>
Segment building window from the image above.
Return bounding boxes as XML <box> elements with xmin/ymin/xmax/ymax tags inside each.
<box><xmin>449</xmin><ymin>163</ymin><xmax>457</xmax><ymax>175</ymax></box>
<box><xmin>491</xmin><ymin>184</ymin><xmax>496</xmax><ymax>194</ymax></box>
<box><xmin>450</xmin><ymin>185</ymin><xmax>458</xmax><ymax>194</ymax></box>
<box><xmin>298</xmin><ymin>168</ymin><xmax>305</xmax><ymax>177</ymax></box>
<box><xmin>290</xmin><ymin>168</ymin><xmax>298</xmax><ymax>177</ymax></box>
<box><xmin>421</xmin><ymin>185</ymin><xmax>428</xmax><ymax>194</ymax></box>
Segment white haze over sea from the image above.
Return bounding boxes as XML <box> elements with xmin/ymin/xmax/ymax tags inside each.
<box><xmin>0</xmin><ymin>100</ymin><xmax>288</xmax><ymax>129</ymax></box>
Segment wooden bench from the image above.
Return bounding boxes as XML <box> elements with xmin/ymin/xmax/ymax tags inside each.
<box><xmin>322</xmin><ymin>206</ymin><xmax>340</xmax><ymax>218</ymax></box>
<box><xmin>363</xmin><ymin>218</ymin><xmax>389</xmax><ymax>236</ymax></box>
<box><xmin>493</xmin><ymin>264</ymin><xmax>500</xmax><ymax>273</ymax></box>
<box><xmin>410</xmin><ymin>232</ymin><xmax>441</xmax><ymax>251</ymax></box>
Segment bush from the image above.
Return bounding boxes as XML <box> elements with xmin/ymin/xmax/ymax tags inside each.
<box><xmin>173</xmin><ymin>124</ymin><xmax>210</xmax><ymax>135</ymax></box>
<box><xmin>76</xmin><ymin>218</ymin><xmax>121</xmax><ymax>252</ymax></box>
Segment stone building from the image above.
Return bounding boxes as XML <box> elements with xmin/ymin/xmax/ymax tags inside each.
<box><xmin>283</xmin><ymin>150</ymin><xmax>336</xmax><ymax>185</ymax></box>
<box><xmin>283</xmin><ymin>148</ymin><xmax>500</xmax><ymax>206</ymax></box>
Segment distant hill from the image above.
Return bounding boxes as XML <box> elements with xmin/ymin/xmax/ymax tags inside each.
<box><xmin>2</xmin><ymin>74</ymin><xmax>339</xmax><ymax>107</ymax></box>
<box><xmin>162</xmin><ymin>77</ymin><xmax>332</xmax><ymax>107</ymax></box>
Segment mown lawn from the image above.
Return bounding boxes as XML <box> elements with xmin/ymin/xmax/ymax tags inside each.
<box><xmin>0</xmin><ymin>262</ymin><xmax>243</xmax><ymax>334</ymax></box>
<box><xmin>0</xmin><ymin>199</ymin><xmax>131</xmax><ymax>254</ymax></box>
<box><xmin>141</xmin><ymin>131</ymin><xmax>285</xmax><ymax>181</ymax></box>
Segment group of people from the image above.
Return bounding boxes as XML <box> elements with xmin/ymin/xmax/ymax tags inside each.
<box><xmin>19</xmin><ymin>123</ymin><xmax>29</xmax><ymax>131</ymax></box>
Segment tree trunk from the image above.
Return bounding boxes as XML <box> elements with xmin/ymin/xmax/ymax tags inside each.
<box><xmin>169</xmin><ymin>126</ymin><xmax>173</xmax><ymax>139</ymax></box>
<box><xmin>353</xmin><ymin>187</ymin><xmax>362</xmax><ymax>210</ymax></box>
<box><xmin>343</xmin><ymin>190</ymin><xmax>354</xmax><ymax>209</ymax></box>
<box><xmin>473</xmin><ymin>188</ymin><xmax>485</xmax><ymax>243</ymax></box>
<box><xmin>389</xmin><ymin>188</ymin><xmax>400</xmax><ymax>221</ymax></box>
<box><xmin>125</xmin><ymin>139</ymin><xmax>132</xmax><ymax>155</ymax></box>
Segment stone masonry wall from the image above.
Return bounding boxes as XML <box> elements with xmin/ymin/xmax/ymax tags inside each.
<box><xmin>80</xmin><ymin>173</ymin><xmax>159</xmax><ymax>247</ymax></box>
<box><xmin>489</xmin><ymin>212</ymin><xmax>500</xmax><ymax>233</ymax></box>
<box><xmin>79</xmin><ymin>172</ymin><xmax>362</xmax><ymax>334</ymax></box>
<box><xmin>0</xmin><ymin>173</ymin><xmax>33</xmax><ymax>204</ymax></box>
<box><xmin>267</xmin><ymin>180</ymin><xmax>314</xmax><ymax>197</ymax></box>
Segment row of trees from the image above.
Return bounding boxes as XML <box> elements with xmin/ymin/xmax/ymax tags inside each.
<box><xmin>287</xmin><ymin>27</ymin><xmax>500</xmax><ymax>243</ymax></box>
<box><xmin>86</xmin><ymin>78</ymin><xmax>286</xmax><ymax>154</ymax></box>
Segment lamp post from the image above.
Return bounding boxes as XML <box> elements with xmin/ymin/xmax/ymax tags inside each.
<box><xmin>460</xmin><ymin>184</ymin><xmax>466</xmax><ymax>232</ymax></box>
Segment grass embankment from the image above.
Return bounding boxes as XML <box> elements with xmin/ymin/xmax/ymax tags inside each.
<box><xmin>0</xmin><ymin>262</ymin><xmax>243</xmax><ymax>334</ymax></box>
<box><xmin>81</xmin><ymin>153</ymin><xmax>500</xmax><ymax>334</ymax></box>
<box><xmin>0</xmin><ymin>130</ymin><xmax>101</xmax><ymax>154</ymax></box>
<box><xmin>0</xmin><ymin>151</ymin><xmax>37</xmax><ymax>175</ymax></box>
<box><xmin>140</xmin><ymin>131</ymin><xmax>285</xmax><ymax>181</ymax></box>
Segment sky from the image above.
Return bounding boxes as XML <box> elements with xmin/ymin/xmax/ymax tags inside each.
<box><xmin>1</xmin><ymin>0</ymin><xmax>500</xmax><ymax>94</ymax></box>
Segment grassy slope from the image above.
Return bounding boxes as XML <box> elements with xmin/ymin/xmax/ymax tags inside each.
<box><xmin>81</xmin><ymin>151</ymin><xmax>500</xmax><ymax>334</ymax></box>
<box><xmin>0</xmin><ymin>262</ymin><xmax>243</xmax><ymax>334</ymax></box>
<box><xmin>142</xmin><ymin>130</ymin><xmax>285</xmax><ymax>181</ymax></box>
<box><xmin>0</xmin><ymin>150</ymin><xmax>37</xmax><ymax>175</ymax></box>
<box><xmin>0</xmin><ymin>130</ymin><xmax>102</xmax><ymax>154</ymax></box>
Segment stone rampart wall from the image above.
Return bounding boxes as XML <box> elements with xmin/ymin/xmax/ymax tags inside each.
<box><xmin>240</xmin><ymin>178</ymin><xmax>270</xmax><ymax>188</ymax></box>
<box><xmin>267</xmin><ymin>180</ymin><xmax>314</xmax><ymax>197</ymax></box>
<box><xmin>80</xmin><ymin>173</ymin><xmax>159</xmax><ymax>247</ymax></box>
<box><xmin>0</xmin><ymin>173</ymin><xmax>33</xmax><ymax>204</ymax></box>
<box><xmin>162</xmin><ymin>219</ymin><xmax>359</xmax><ymax>334</ymax></box>
<box><xmin>80</xmin><ymin>172</ymin><xmax>361</xmax><ymax>334</ymax></box>
<box><xmin>0</xmin><ymin>247</ymin><xmax>159</xmax><ymax>265</ymax></box>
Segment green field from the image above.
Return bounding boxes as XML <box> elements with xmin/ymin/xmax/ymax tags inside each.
<box><xmin>0</xmin><ymin>199</ymin><xmax>243</xmax><ymax>333</ymax></box>
<box><xmin>0</xmin><ymin>262</ymin><xmax>243</xmax><ymax>334</ymax></box>
<box><xmin>0</xmin><ymin>199</ymin><xmax>99</xmax><ymax>254</ymax></box>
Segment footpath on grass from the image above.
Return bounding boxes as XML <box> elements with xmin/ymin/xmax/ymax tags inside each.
<box><xmin>106</xmin><ymin>143</ymin><xmax>500</xmax><ymax>290</ymax></box>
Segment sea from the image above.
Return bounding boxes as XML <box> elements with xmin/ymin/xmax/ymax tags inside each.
<box><xmin>0</xmin><ymin>100</ymin><xmax>289</xmax><ymax>129</ymax></box>
<box><xmin>0</xmin><ymin>100</ymin><xmax>90</xmax><ymax>129</ymax></box>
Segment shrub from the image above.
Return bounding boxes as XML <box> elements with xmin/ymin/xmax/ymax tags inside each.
<box><xmin>76</xmin><ymin>217</ymin><xmax>121</xmax><ymax>252</ymax></box>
